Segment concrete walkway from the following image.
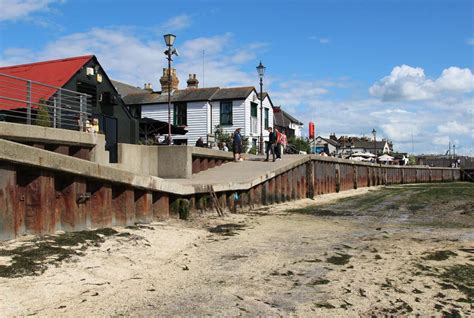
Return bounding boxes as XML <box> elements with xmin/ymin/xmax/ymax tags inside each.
<box><xmin>166</xmin><ymin>155</ymin><xmax>308</xmax><ymax>192</ymax></box>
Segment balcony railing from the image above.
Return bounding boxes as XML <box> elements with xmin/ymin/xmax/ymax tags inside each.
<box><xmin>0</xmin><ymin>73</ymin><xmax>92</xmax><ymax>130</ymax></box>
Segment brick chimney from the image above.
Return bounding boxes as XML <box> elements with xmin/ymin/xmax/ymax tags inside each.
<box><xmin>160</xmin><ymin>68</ymin><xmax>179</xmax><ymax>93</ymax></box>
<box><xmin>143</xmin><ymin>83</ymin><xmax>153</xmax><ymax>91</ymax></box>
<box><xmin>186</xmin><ymin>74</ymin><xmax>199</xmax><ymax>89</ymax></box>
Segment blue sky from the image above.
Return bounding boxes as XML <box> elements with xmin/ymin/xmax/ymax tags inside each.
<box><xmin>1</xmin><ymin>0</ymin><xmax>473</xmax><ymax>155</ymax></box>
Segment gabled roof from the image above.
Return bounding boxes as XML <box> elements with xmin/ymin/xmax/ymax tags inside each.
<box><xmin>112</xmin><ymin>79</ymin><xmax>146</xmax><ymax>97</ymax></box>
<box><xmin>282</xmin><ymin>110</ymin><xmax>302</xmax><ymax>125</ymax></box>
<box><xmin>0</xmin><ymin>55</ymin><xmax>94</xmax><ymax>110</ymax></box>
<box><xmin>123</xmin><ymin>92</ymin><xmax>160</xmax><ymax>105</ymax></box>
<box><xmin>312</xmin><ymin>136</ymin><xmax>340</xmax><ymax>147</ymax></box>
<box><xmin>273</xmin><ymin>106</ymin><xmax>303</xmax><ymax>127</ymax></box>
<box><xmin>352</xmin><ymin>140</ymin><xmax>388</xmax><ymax>149</ymax></box>
<box><xmin>121</xmin><ymin>85</ymin><xmax>256</xmax><ymax>105</ymax></box>
<box><xmin>211</xmin><ymin>86</ymin><xmax>255</xmax><ymax>100</ymax></box>
<box><xmin>0</xmin><ymin>55</ymin><xmax>93</xmax><ymax>87</ymax></box>
<box><xmin>123</xmin><ymin>87</ymin><xmax>221</xmax><ymax>105</ymax></box>
<box><xmin>174</xmin><ymin>87</ymin><xmax>221</xmax><ymax>102</ymax></box>
<box><xmin>258</xmin><ymin>92</ymin><xmax>274</xmax><ymax>107</ymax></box>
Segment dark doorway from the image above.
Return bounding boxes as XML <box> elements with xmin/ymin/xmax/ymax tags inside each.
<box><xmin>99</xmin><ymin>115</ymin><xmax>118</xmax><ymax>163</ymax></box>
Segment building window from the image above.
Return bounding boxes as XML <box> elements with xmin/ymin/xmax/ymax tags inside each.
<box><xmin>250</xmin><ymin>102</ymin><xmax>258</xmax><ymax>117</ymax></box>
<box><xmin>128</xmin><ymin>105</ymin><xmax>141</xmax><ymax>119</ymax></box>
<box><xmin>173</xmin><ymin>103</ymin><xmax>187</xmax><ymax>126</ymax></box>
<box><xmin>220</xmin><ymin>101</ymin><xmax>233</xmax><ymax>125</ymax></box>
<box><xmin>264</xmin><ymin>108</ymin><xmax>269</xmax><ymax>129</ymax></box>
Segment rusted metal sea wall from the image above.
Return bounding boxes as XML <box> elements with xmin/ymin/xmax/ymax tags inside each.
<box><xmin>0</xmin><ymin>158</ymin><xmax>462</xmax><ymax>240</ymax></box>
<box><xmin>0</xmin><ymin>163</ymin><xmax>170</xmax><ymax>240</ymax></box>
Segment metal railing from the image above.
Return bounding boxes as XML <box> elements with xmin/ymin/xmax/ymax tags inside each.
<box><xmin>0</xmin><ymin>73</ymin><xmax>92</xmax><ymax>130</ymax></box>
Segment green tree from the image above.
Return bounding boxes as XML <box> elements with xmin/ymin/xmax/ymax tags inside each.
<box><xmin>214</xmin><ymin>125</ymin><xmax>249</xmax><ymax>153</ymax></box>
<box><xmin>214</xmin><ymin>125</ymin><xmax>232</xmax><ymax>147</ymax></box>
<box><xmin>288</xmin><ymin>136</ymin><xmax>311</xmax><ymax>153</ymax></box>
<box><xmin>34</xmin><ymin>98</ymin><xmax>51</xmax><ymax>127</ymax></box>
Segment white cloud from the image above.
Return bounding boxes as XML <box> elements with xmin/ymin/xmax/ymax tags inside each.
<box><xmin>467</xmin><ymin>38</ymin><xmax>474</xmax><ymax>46</ymax></box>
<box><xmin>319</xmin><ymin>38</ymin><xmax>330</xmax><ymax>44</ymax></box>
<box><xmin>1</xmin><ymin>26</ymin><xmax>472</xmax><ymax>155</ymax></box>
<box><xmin>433</xmin><ymin>135</ymin><xmax>450</xmax><ymax>146</ymax></box>
<box><xmin>287</xmin><ymin>89</ymin><xmax>473</xmax><ymax>155</ymax></box>
<box><xmin>0</xmin><ymin>0</ymin><xmax>61</xmax><ymax>21</ymax></box>
<box><xmin>437</xmin><ymin>121</ymin><xmax>470</xmax><ymax>135</ymax></box>
<box><xmin>33</xmin><ymin>28</ymin><xmax>164</xmax><ymax>86</ymax></box>
<box><xmin>435</xmin><ymin>67</ymin><xmax>474</xmax><ymax>92</ymax></box>
<box><xmin>0</xmin><ymin>27</ymin><xmax>266</xmax><ymax>89</ymax></box>
<box><xmin>370</xmin><ymin>108</ymin><xmax>427</xmax><ymax>146</ymax></box>
<box><xmin>271</xmin><ymin>80</ymin><xmax>329</xmax><ymax>113</ymax></box>
<box><xmin>369</xmin><ymin>65</ymin><xmax>474</xmax><ymax>101</ymax></box>
<box><xmin>180</xmin><ymin>34</ymin><xmax>232</xmax><ymax>59</ymax></box>
<box><xmin>161</xmin><ymin>14</ymin><xmax>192</xmax><ymax>31</ymax></box>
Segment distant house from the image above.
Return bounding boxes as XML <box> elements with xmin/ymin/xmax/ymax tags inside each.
<box><xmin>0</xmin><ymin>55</ymin><xmax>138</xmax><ymax>162</ymax></box>
<box><xmin>311</xmin><ymin>136</ymin><xmax>340</xmax><ymax>155</ymax></box>
<box><xmin>117</xmin><ymin>70</ymin><xmax>274</xmax><ymax>148</ymax></box>
<box><xmin>351</xmin><ymin>139</ymin><xmax>391</xmax><ymax>155</ymax></box>
<box><xmin>273</xmin><ymin>106</ymin><xmax>303</xmax><ymax>139</ymax></box>
<box><xmin>311</xmin><ymin>134</ymin><xmax>393</xmax><ymax>156</ymax></box>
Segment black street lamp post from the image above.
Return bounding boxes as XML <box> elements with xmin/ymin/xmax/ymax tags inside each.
<box><xmin>164</xmin><ymin>34</ymin><xmax>177</xmax><ymax>145</ymax></box>
<box><xmin>256</xmin><ymin>61</ymin><xmax>266</xmax><ymax>155</ymax></box>
<box><xmin>372</xmin><ymin>128</ymin><xmax>377</xmax><ymax>161</ymax></box>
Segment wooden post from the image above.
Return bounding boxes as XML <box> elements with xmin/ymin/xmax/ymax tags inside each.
<box><xmin>112</xmin><ymin>186</ymin><xmax>135</xmax><ymax>226</ymax></box>
<box><xmin>153</xmin><ymin>192</ymin><xmax>169</xmax><ymax>219</ymax></box>
<box><xmin>135</xmin><ymin>190</ymin><xmax>153</xmax><ymax>223</ymax></box>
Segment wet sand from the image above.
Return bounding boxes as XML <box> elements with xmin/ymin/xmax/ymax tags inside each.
<box><xmin>0</xmin><ymin>183</ymin><xmax>472</xmax><ymax>317</ymax></box>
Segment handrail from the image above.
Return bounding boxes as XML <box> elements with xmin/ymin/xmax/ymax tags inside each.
<box><xmin>0</xmin><ymin>72</ymin><xmax>92</xmax><ymax>130</ymax></box>
<box><xmin>0</xmin><ymin>72</ymin><xmax>92</xmax><ymax>97</ymax></box>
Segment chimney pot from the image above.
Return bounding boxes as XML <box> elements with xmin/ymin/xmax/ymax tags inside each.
<box><xmin>186</xmin><ymin>73</ymin><xmax>199</xmax><ymax>89</ymax></box>
<box><xmin>160</xmin><ymin>68</ymin><xmax>179</xmax><ymax>93</ymax></box>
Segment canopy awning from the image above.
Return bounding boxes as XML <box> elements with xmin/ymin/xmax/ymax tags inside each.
<box><xmin>351</xmin><ymin>152</ymin><xmax>376</xmax><ymax>158</ymax></box>
<box><xmin>139</xmin><ymin>117</ymin><xmax>188</xmax><ymax>137</ymax></box>
<box><xmin>378</xmin><ymin>154</ymin><xmax>394</xmax><ymax>161</ymax></box>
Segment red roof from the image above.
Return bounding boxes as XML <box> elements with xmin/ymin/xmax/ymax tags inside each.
<box><xmin>0</xmin><ymin>55</ymin><xmax>93</xmax><ymax>110</ymax></box>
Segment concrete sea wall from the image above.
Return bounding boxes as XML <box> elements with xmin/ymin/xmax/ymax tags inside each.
<box><xmin>0</xmin><ymin>136</ymin><xmax>462</xmax><ymax>240</ymax></box>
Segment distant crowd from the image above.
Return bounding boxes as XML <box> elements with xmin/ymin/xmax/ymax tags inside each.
<box><xmin>195</xmin><ymin>127</ymin><xmax>287</xmax><ymax>162</ymax></box>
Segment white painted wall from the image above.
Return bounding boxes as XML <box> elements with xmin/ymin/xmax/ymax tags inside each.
<box><xmin>141</xmin><ymin>91</ymin><xmax>274</xmax><ymax>149</ymax></box>
<box><xmin>210</xmin><ymin>99</ymin><xmax>246</xmax><ymax>136</ymax></box>
<box><xmin>290</xmin><ymin>122</ymin><xmax>303</xmax><ymax>138</ymax></box>
<box><xmin>141</xmin><ymin>101</ymin><xmax>208</xmax><ymax>145</ymax></box>
<box><xmin>210</xmin><ymin>92</ymin><xmax>273</xmax><ymax>146</ymax></box>
<box><xmin>186</xmin><ymin>101</ymin><xmax>209</xmax><ymax>144</ymax></box>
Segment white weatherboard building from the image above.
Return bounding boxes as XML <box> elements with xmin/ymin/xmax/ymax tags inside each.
<box><xmin>115</xmin><ymin>70</ymin><xmax>274</xmax><ymax>148</ymax></box>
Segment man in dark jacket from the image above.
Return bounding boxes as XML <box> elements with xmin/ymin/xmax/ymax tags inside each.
<box><xmin>233</xmin><ymin>128</ymin><xmax>243</xmax><ymax>161</ymax></box>
<box><xmin>265</xmin><ymin>127</ymin><xmax>277</xmax><ymax>162</ymax></box>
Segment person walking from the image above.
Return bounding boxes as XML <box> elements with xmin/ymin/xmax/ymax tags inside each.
<box><xmin>275</xmin><ymin>128</ymin><xmax>284</xmax><ymax>160</ymax></box>
<box><xmin>232</xmin><ymin>128</ymin><xmax>243</xmax><ymax>161</ymax></box>
<box><xmin>265</xmin><ymin>127</ymin><xmax>277</xmax><ymax>162</ymax></box>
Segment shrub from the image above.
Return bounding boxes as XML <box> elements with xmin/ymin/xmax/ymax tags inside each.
<box><xmin>35</xmin><ymin>98</ymin><xmax>50</xmax><ymax>127</ymax></box>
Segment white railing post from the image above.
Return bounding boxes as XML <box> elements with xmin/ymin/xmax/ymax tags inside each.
<box><xmin>57</xmin><ymin>90</ymin><xmax>62</xmax><ymax>128</ymax></box>
<box><xmin>26</xmin><ymin>80</ymin><xmax>32</xmax><ymax>124</ymax></box>
<box><xmin>53</xmin><ymin>97</ymin><xmax>57</xmax><ymax>128</ymax></box>
<box><xmin>79</xmin><ymin>94</ymin><xmax>85</xmax><ymax>131</ymax></box>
